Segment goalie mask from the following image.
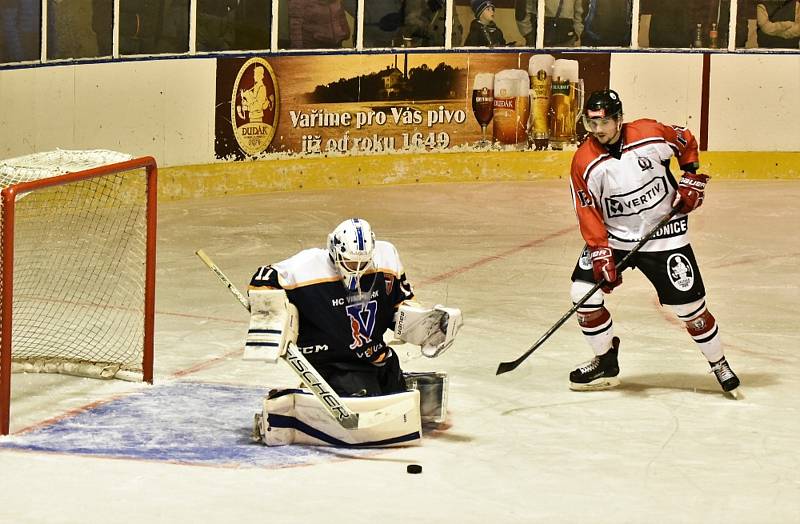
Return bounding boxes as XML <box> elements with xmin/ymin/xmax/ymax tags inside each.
<box><xmin>328</xmin><ymin>218</ymin><xmax>375</xmax><ymax>292</ymax></box>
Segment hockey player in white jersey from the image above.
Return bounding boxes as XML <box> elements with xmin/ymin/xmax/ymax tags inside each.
<box><xmin>567</xmin><ymin>89</ymin><xmax>739</xmax><ymax>396</ymax></box>
<box><xmin>245</xmin><ymin>218</ymin><xmax>462</xmax><ymax>445</ymax></box>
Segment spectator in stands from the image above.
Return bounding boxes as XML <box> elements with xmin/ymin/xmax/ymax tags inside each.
<box><xmin>402</xmin><ymin>0</ymin><xmax>463</xmax><ymax>47</ymax></box>
<box><xmin>47</xmin><ymin>0</ymin><xmax>100</xmax><ymax>59</ymax></box>
<box><xmin>641</xmin><ymin>1</ymin><xmax>692</xmax><ymax>47</ymax></box>
<box><xmin>0</xmin><ymin>0</ymin><xmax>40</xmax><ymax>62</ymax></box>
<box><xmin>756</xmin><ymin>0</ymin><xmax>800</xmax><ymax>47</ymax></box>
<box><xmin>118</xmin><ymin>0</ymin><xmax>188</xmax><ymax>55</ymax></box>
<box><xmin>581</xmin><ymin>0</ymin><xmax>631</xmax><ymax>47</ymax></box>
<box><xmin>734</xmin><ymin>0</ymin><xmax>758</xmax><ymax>48</ymax></box>
<box><xmin>119</xmin><ymin>0</ymin><xmax>164</xmax><ymax>54</ymax></box>
<box><xmin>343</xmin><ymin>0</ymin><xmax>404</xmax><ymax>47</ymax></box>
<box><xmin>197</xmin><ymin>0</ymin><xmax>237</xmax><ymax>51</ymax></box>
<box><xmin>464</xmin><ymin>0</ymin><xmax>507</xmax><ymax>46</ymax></box>
<box><xmin>159</xmin><ymin>0</ymin><xmax>189</xmax><ymax>53</ymax></box>
<box><xmin>92</xmin><ymin>0</ymin><xmax>113</xmax><ymax>55</ymax></box>
<box><xmin>233</xmin><ymin>0</ymin><xmax>271</xmax><ymax>50</ymax></box>
<box><xmin>515</xmin><ymin>0</ymin><xmax>583</xmax><ymax>47</ymax></box>
<box><xmin>287</xmin><ymin>0</ymin><xmax>351</xmax><ymax>48</ymax></box>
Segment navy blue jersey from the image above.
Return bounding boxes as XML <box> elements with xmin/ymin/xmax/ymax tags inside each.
<box><xmin>249</xmin><ymin>241</ymin><xmax>414</xmax><ymax>367</ymax></box>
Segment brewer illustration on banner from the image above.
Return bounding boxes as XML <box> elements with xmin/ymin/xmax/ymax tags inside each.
<box><xmin>231</xmin><ymin>57</ymin><xmax>280</xmax><ymax>157</ymax></box>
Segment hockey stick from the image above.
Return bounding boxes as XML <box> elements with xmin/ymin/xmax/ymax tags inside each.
<box><xmin>195</xmin><ymin>249</ymin><xmax>416</xmax><ymax>430</ymax></box>
<box><xmin>496</xmin><ymin>208</ymin><xmax>681</xmax><ymax>375</ymax></box>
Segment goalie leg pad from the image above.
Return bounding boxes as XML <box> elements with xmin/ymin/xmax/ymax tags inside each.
<box><xmin>256</xmin><ymin>388</ymin><xmax>298</xmax><ymax>445</ymax></box>
<box><xmin>256</xmin><ymin>388</ymin><xmax>422</xmax><ymax>447</ymax></box>
<box><xmin>245</xmin><ymin>289</ymin><xmax>299</xmax><ymax>363</ymax></box>
<box><xmin>403</xmin><ymin>371</ymin><xmax>449</xmax><ymax>424</ymax></box>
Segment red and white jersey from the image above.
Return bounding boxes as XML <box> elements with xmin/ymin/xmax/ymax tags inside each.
<box><xmin>569</xmin><ymin>118</ymin><xmax>700</xmax><ymax>252</ymax></box>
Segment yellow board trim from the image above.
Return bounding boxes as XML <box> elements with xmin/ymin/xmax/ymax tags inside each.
<box><xmin>159</xmin><ymin>150</ymin><xmax>800</xmax><ymax>201</ymax></box>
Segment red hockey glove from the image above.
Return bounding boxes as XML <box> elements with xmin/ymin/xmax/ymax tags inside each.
<box><xmin>672</xmin><ymin>172</ymin><xmax>710</xmax><ymax>214</ymax></box>
<box><xmin>590</xmin><ymin>246</ymin><xmax>622</xmax><ymax>293</ymax></box>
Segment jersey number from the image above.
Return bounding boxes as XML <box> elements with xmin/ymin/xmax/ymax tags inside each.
<box><xmin>254</xmin><ymin>266</ymin><xmax>274</xmax><ymax>282</ymax></box>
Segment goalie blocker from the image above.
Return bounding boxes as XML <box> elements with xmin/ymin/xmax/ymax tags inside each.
<box><xmin>244</xmin><ymin>289</ymin><xmax>298</xmax><ymax>362</ymax></box>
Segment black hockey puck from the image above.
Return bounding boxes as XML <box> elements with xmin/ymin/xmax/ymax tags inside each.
<box><xmin>406</xmin><ymin>464</ymin><xmax>422</xmax><ymax>474</ymax></box>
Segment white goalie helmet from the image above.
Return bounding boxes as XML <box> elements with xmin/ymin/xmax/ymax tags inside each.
<box><xmin>327</xmin><ymin>218</ymin><xmax>376</xmax><ymax>292</ymax></box>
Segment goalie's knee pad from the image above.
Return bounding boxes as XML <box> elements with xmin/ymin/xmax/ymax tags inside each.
<box><xmin>404</xmin><ymin>371</ymin><xmax>448</xmax><ymax>424</ymax></box>
<box><xmin>255</xmin><ymin>388</ymin><xmax>422</xmax><ymax>447</ymax></box>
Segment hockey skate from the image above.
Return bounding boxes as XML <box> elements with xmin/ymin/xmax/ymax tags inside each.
<box><xmin>569</xmin><ymin>337</ymin><xmax>621</xmax><ymax>391</ymax></box>
<box><xmin>710</xmin><ymin>357</ymin><xmax>741</xmax><ymax>399</ymax></box>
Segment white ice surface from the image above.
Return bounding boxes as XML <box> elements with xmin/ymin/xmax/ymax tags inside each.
<box><xmin>1</xmin><ymin>180</ymin><xmax>798</xmax><ymax>523</ymax></box>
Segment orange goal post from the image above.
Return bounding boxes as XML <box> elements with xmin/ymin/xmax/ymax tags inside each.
<box><xmin>0</xmin><ymin>150</ymin><xmax>157</xmax><ymax>435</ymax></box>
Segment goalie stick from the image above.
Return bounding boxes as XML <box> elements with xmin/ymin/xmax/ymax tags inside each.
<box><xmin>496</xmin><ymin>208</ymin><xmax>681</xmax><ymax>375</ymax></box>
<box><xmin>195</xmin><ymin>249</ymin><xmax>416</xmax><ymax>430</ymax></box>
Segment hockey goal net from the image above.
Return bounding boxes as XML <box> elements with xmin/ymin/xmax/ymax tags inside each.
<box><xmin>0</xmin><ymin>150</ymin><xmax>157</xmax><ymax>435</ymax></box>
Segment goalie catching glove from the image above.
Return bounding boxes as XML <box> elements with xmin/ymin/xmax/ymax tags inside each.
<box><xmin>394</xmin><ymin>303</ymin><xmax>463</xmax><ymax>358</ymax></box>
<box><xmin>244</xmin><ymin>289</ymin><xmax>299</xmax><ymax>363</ymax></box>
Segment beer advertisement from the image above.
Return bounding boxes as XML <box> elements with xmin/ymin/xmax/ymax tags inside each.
<box><xmin>214</xmin><ymin>52</ymin><xmax>610</xmax><ymax>160</ymax></box>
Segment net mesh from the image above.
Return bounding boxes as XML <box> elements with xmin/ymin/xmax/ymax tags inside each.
<box><xmin>0</xmin><ymin>150</ymin><xmax>148</xmax><ymax>380</ymax></box>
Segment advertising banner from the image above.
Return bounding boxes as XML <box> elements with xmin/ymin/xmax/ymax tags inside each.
<box><xmin>214</xmin><ymin>52</ymin><xmax>610</xmax><ymax>160</ymax></box>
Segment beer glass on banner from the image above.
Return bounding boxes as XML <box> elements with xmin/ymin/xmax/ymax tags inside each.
<box><xmin>528</xmin><ymin>54</ymin><xmax>555</xmax><ymax>151</ymax></box>
<box><xmin>492</xmin><ymin>69</ymin><xmax>531</xmax><ymax>149</ymax></box>
<box><xmin>472</xmin><ymin>73</ymin><xmax>495</xmax><ymax>147</ymax></box>
<box><xmin>549</xmin><ymin>59</ymin><xmax>583</xmax><ymax>148</ymax></box>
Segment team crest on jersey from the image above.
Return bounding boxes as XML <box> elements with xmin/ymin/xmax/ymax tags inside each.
<box><xmin>667</xmin><ymin>254</ymin><xmax>694</xmax><ymax>291</ymax></box>
<box><xmin>578</xmin><ymin>246</ymin><xmax>592</xmax><ymax>270</ymax></box>
<box><xmin>346</xmin><ymin>301</ymin><xmax>378</xmax><ymax>350</ymax></box>
<box><xmin>385</xmin><ymin>275</ymin><xmax>394</xmax><ymax>295</ymax></box>
<box><xmin>637</xmin><ymin>157</ymin><xmax>654</xmax><ymax>171</ymax></box>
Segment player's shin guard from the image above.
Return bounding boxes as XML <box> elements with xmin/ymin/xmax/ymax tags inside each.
<box><xmin>569</xmin><ymin>281</ymin><xmax>619</xmax><ymax>390</ymax></box>
<box><xmin>671</xmin><ymin>300</ymin><xmax>739</xmax><ymax>392</ymax></box>
<box><xmin>571</xmin><ymin>280</ymin><xmax>614</xmax><ymax>356</ymax></box>
<box><xmin>671</xmin><ymin>299</ymin><xmax>723</xmax><ymax>363</ymax></box>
